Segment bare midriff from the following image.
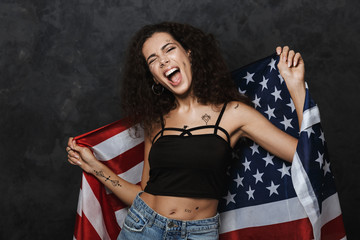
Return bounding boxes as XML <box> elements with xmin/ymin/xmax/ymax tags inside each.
<box><xmin>140</xmin><ymin>192</ymin><xmax>218</xmax><ymax>220</ymax></box>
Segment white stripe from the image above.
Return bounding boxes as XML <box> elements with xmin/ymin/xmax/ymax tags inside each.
<box><xmin>300</xmin><ymin>105</ymin><xmax>321</xmax><ymax>132</ymax></box>
<box><xmin>82</xmin><ymin>174</ymin><xmax>111</xmax><ymax>240</ymax></box>
<box><xmin>320</xmin><ymin>193</ymin><xmax>342</xmax><ymax>226</ymax></box>
<box><xmin>115</xmin><ymin>208</ymin><xmax>129</xmax><ymax>228</ymax></box>
<box><xmin>73</xmin><ymin>236</ymin><xmax>76</xmax><ymax>240</ymax></box>
<box><xmin>291</xmin><ymin>152</ymin><xmax>321</xmax><ymax>239</ymax></box>
<box><xmin>92</xmin><ymin>125</ymin><xmax>144</xmax><ymax>161</ymax></box>
<box><xmin>219</xmin><ymin>196</ymin><xmax>307</xmax><ymax>234</ymax></box>
<box><xmin>119</xmin><ymin>161</ymin><xmax>144</xmax><ymax>184</ymax></box>
<box><xmin>76</xmin><ymin>189</ymin><xmax>83</xmax><ymax>216</ymax></box>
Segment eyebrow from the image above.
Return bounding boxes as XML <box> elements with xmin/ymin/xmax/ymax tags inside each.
<box><xmin>146</xmin><ymin>42</ymin><xmax>174</xmax><ymax>63</ymax></box>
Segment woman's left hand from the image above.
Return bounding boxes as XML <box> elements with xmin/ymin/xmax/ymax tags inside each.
<box><xmin>276</xmin><ymin>46</ymin><xmax>305</xmax><ymax>89</ymax></box>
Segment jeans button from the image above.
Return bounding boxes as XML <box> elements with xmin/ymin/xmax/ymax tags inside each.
<box><xmin>168</xmin><ymin>222</ymin><xmax>174</xmax><ymax>228</ymax></box>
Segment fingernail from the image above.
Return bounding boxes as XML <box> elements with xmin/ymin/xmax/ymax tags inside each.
<box><xmin>294</xmin><ymin>61</ymin><xmax>297</xmax><ymax>66</ymax></box>
<box><xmin>288</xmin><ymin>62</ymin><xmax>291</xmax><ymax>67</ymax></box>
<box><xmin>77</xmin><ymin>161</ymin><xmax>81</xmax><ymax>165</ymax></box>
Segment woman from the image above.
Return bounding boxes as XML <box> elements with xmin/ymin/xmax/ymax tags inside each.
<box><xmin>67</xmin><ymin>22</ymin><xmax>305</xmax><ymax>239</ymax></box>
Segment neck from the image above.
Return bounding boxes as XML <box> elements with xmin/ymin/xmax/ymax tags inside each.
<box><xmin>174</xmin><ymin>93</ymin><xmax>199</xmax><ymax>113</ymax></box>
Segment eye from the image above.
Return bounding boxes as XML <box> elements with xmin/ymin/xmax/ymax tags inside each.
<box><xmin>166</xmin><ymin>47</ymin><xmax>176</xmax><ymax>53</ymax></box>
<box><xmin>148</xmin><ymin>58</ymin><xmax>156</xmax><ymax>65</ymax></box>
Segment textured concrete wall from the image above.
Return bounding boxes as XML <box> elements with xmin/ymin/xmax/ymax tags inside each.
<box><xmin>1</xmin><ymin>0</ymin><xmax>359</xmax><ymax>239</ymax></box>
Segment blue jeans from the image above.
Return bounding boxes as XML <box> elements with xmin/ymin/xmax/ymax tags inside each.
<box><xmin>118</xmin><ymin>192</ymin><xmax>220</xmax><ymax>240</ymax></box>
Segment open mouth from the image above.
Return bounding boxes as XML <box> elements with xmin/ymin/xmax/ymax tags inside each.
<box><xmin>164</xmin><ymin>67</ymin><xmax>181</xmax><ymax>85</ymax></box>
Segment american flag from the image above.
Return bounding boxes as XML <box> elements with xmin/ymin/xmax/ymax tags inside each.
<box><xmin>73</xmin><ymin>54</ymin><xmax>346</xmax><ymax>240</ymax></box>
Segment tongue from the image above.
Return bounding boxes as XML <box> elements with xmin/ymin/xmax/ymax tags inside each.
<box><xmin>169</xmin><ymin>71</ymin><xmax>181</xmax><ymax>85</ymax></box>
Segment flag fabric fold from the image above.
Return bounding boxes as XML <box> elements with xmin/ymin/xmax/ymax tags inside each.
<box><xmin>73</xmin><ymin>54</ymin><xmax>346</xmax><ymax>240</ymax></box>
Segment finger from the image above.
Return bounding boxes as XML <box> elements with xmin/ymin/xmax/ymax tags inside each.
<box><xmin>68</xmin><ymin>137</ymin><xmax>74</xmax><ymax>148</ymax></box>
<box><xmin>68</xmin><ymin>155</ymin><xmax>82</xmax><ymax>166</ymax></box>
<box><xmin>68</xmin><ymin>150</ymin><xmax>80</xmax><ymax>160</ymax></box>
<box><xmin>276</xmin><ymin>46</ymin><xmax>282</xmax><ymax>55</ymax></box>
<box><xmin>68</xmin><ymin>158</ymin><xmax>78</xmax><ymax>165</ymax></box>
<box><xmin>287</xmin><ymin>50</ymin><xmax>295</xmax><ymax>67</ymax></box>
<box><xmin>294</xmin><ymin>52</ymin><xmax>302</xmax><ymax>66</ymax></box>
<box><xmin>281</xmin><ymin>46</ymin><xmax>290</xmax><ymax>62</ymax></box>
<box><xmin>66</xmin><ymin>146</ymin><xmax>72</xmax><ymax>153</ymax></box>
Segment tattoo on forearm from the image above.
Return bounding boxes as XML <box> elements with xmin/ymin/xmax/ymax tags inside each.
<box><xmin>234</xmin><ymin>104</ymin><xmax>239</xmax><ymax>109</ymax></box>
<box><xmin>201</xmin><ymin>113</ymin><xmax>211</xmax><ymax>125</ymax></box>
<box><xmin>94</xmin><ymin>170</ymin><xmax>122</xmax><ymax>187</ymax></box>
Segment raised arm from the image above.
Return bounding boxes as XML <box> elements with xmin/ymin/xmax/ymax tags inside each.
<box><xmin>228</xmin><ymin>46</ymin><xmax>306</xmax><ymax>162</ymax></box>
<box><xmin>67</xmin><ymin>133</ymin><xmax>152</xmax><ymax>206</ymax></box>
<box><xmin>276</xmin><ymin>46</ymin><xmax>306</xmax><ymax>128</ymax></box>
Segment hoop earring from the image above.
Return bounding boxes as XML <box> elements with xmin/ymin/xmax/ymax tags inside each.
<box><xmin>152</xmin><ymin>83</ymin><xmax>164</xmax><ymax>95</ymax></box>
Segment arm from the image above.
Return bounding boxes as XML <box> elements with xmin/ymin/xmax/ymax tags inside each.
<box><xmin>276</xmin><ymin>46</ymin><xmax>306</xmax><ymax>128</ymax></box>
<box><xmin>230</xmin><ymin>102</ymin><xmax>297</xmax><ymax>162</ymax></box>
<box><xmin>67</xmin><ymin>133</ymin><xmax>152</xmax><ymax>206</ymax></box>
<box><xmin>229</xmin><ymin>47</ymin><xmax>305</xmax><ymax>162</ymax></box>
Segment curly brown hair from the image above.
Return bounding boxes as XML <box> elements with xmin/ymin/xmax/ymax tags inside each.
<box><xmin>121</xmin><ymin>22</ymin><xmax>251</xmax><ymax>135</ymax></box>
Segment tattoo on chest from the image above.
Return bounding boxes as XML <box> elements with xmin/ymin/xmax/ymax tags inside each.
<box><xmin>201</xmin><ymin>113</ymin><xmax>211</xmax><ymax>125</ymax></box>
<box><xmin>94</xmin><ymin>170</ymin><xmax>122</xmax><ymax>187</ymax></box>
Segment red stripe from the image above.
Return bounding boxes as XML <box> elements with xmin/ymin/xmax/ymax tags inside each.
<box><xmin>102</xmin><ymin>142</ymin><xmax>144</xmax><ymax>175</ymax></box>
<box><xmin>74</xmin><ymin>213</ymin><xmax>101</xmax><ymax>240</ymax></box>
<box><xmin>97</xmin><ymin>184</ymin><xmax>121</xmax><ymax>239</ymax></box>
<box><xmin>75</xmin><ymin>118</ymin><xmax>134</xmax><ymax>147</ymax></box>
<box><xmin>81</xmin><ymin>173</ymin><xmax>122</xmax><ymax>239</ymax></box>
<box><xmin>321</xmin><ymin>215</ymin><xmax>346</xmax><ymax>240</ymax></box>
<box><xmin>219</xmin><ymin>218</ymin><xmax>313</xmax><ymax>240</ymax></box>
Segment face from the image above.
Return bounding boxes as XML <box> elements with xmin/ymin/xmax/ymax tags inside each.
<box><xmin>142</xmin><ymin>32</ymin><xmax>192</xmax><ymax>97</ymax></box>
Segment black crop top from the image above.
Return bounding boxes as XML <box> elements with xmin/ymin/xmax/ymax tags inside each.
<box><xmin>144</xmin><ymin>103</ymin><xmax>232</xmax><ymax>199</ymax></box>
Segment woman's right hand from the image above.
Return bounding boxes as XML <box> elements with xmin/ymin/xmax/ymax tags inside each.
<box><xmin>66</xmin><ymin>137</ymin><xmax>102</xmax><ymax>174</ymax></box>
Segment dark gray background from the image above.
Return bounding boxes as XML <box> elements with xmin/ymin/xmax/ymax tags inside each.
<box><xmin>1</xmin><ymin>0</ymin><xmax>359</xmax><ymax>239</ymax></box>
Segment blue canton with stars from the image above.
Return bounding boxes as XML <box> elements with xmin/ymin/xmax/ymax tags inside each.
<box><xmin>218</xmin><ymin>54</ymin><xmax>337</xmax><ymax>213</ymax></box>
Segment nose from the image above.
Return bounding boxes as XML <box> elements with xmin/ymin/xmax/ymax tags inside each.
<box><xmin>159</xmin><ymin>55</ymin><xmax>169</xmax><ymax>67</ymax></box>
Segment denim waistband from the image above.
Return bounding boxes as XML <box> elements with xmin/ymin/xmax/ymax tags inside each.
<box><xmin>130</xmin><ymin>192</ymin><xmax>220</xmax><ymax>233</ymax></box>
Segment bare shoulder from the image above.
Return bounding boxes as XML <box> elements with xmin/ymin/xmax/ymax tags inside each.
<box><xmin>221</xmin><ymin>101</ymin><xmax>258</xmax><ymax>142</ymax></box>
<box><xmin>225</xmin><ymin>101</ymin><xmax>258</xmax><ymax>120</ymax></box>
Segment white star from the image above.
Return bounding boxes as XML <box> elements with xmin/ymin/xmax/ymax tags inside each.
<box><xmin>246</xmin><ymin>186</ymin><xmax>255</xmax><ymax>200</ymax></box>
<box><xmin>250</xmin><ymin>143</ymin><xmax>260</xmax><ymax>155</ymax></box>
<box><xmin>224</xmin><ymin>191</ymin><xmax>236</xmax><ymax>205</ymax></box>
<box><xmin>268</xmin><ymin>58</ymin><xmax>276</xmax><ymax>72</ymax></box>
<box><xmin>243</xmin><ymin>72</ymin><xmax>255</xmax><ymax>84</ymax></box>
<box><xmin>238</xmin><ymin>87</ymin><xmax>246</xmax><ymax>94</ymax></box>
<box><xmin>253</xmin><ymin>169</ymin><xmax>264</xmax><ymax>184</ymax></box>
<box><xmin>271</xmin><ymin>86</ymin><xmax>282</xmax><ymax>102</ymax></box>
<box><xmin>252</xmin><ymin>94</ymin><xmax>261</xmax><ymax>109</ymax></box>
<box><xmin>266</xmin><ymin>181</ymin><xmax>280</xmax><ymax>196</ymax></box>
<box><xmin>315</xmin><ymin>152</ymin><xmax>324</xmax><ymax>168</ymax></box>
<box><xmin>280</xmin><ymin>116</ymin><xmax>293</xmax><ymax>130</ymax></box>
<box><xmin>242</xmin><ymin>157</ymin><xmax>251</xmax><ymax>172</ymax></box>
<box><xmin>287</xmin><ymin>99</ymin><xmax>296</xmax><ymax>112</ymax></box>
<box><xmin>319</xmin><ymin>130</ymin><xmax>325</xmax><ymax>145</ymax></box>
<box><xmin>264</xmin><ymin>105</ymin><xmax>276</xmax><ymax>120</ymax></box>
<box><xmin>304</xmin><ymin>127</ymin><xmax>315</xmax><ymax>138</ymax></box>
<box><xmin>234</xmin><ymin>174</ymin><xmax>244</xmax><ymax>187</ymax></box>
<box><xmin>259</xmin><ymin>76</ymin><xmax>269</xmax><ymax>91</ymax></box>
<box><xmin>278</xmin><ymin>74</ymin><xmax>284</xmax><ymax>84</ymax></box>
<box><xmin>278</xmin><ymin>163</ymin><xmax>291</xmax><ymax>178</ymax></box>
<box><xmin>262</xmin><ymin>153</ymin><xmax>274</xmax><ymax>167</ymax></box>
<box><xmin>323</xmin><ymin>161</ymin><xmax>331</xmax><ymax>176</ymax></box>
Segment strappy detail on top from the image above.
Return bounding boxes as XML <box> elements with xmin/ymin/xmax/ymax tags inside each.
<box><xmin>152</xmin><ymin>102</ymin><xmax>230</xmax><ymax>144</ymax></box>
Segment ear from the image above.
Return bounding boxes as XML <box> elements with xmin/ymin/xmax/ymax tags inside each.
<box><xmin>153</xmin><ymin>78</ymin><xmax>159</xmax><ymax>84</ymax></box>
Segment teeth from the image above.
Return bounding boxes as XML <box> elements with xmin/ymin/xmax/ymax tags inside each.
<box><xmin>165</xmin><ymin>68</ymin><xmax>179</xmax><ymax>77</ymax></box>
